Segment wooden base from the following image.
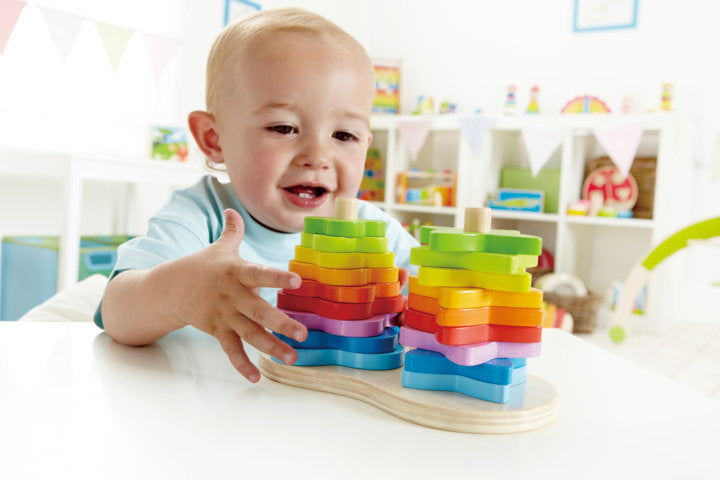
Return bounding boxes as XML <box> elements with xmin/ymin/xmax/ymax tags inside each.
<box><xmin>258</xmin><ymin>354</ymin><xmax>558</xmax><ymax>434</ymax></box>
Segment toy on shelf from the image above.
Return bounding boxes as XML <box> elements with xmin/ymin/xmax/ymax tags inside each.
<box><xmin>400</xmin><ymin>207</ymin><xmax>549</xmax><ymax>403</ymax></box>
<box><xmin>525</xmin><ymin>85</ymin><xmax>540</xmax><ymax>114</ymax></box>
<box><xmin>439</xmin><ymin>100</ymin><xmax>457</xmax><ymax>114</ymax></box>
<box><xmin>413</xmin><ymin>95</ymin><xmax>434</xmax><ymax>115</ymax></box>
<box><xmin>661</xmin><ymin>83</ymin><xmax>673</xmax><ymax>111</ymax></box>
<box><xmin>541</xmin><ymin>302</ymin><xmax>573</xmax><ymax>331</ymax></box>
<box><xmin>582</xmin><ymin>165</ymin><xmax>638</xmax><ymax>211</ymax></box>
<box><xmin>535</xmin><ymin>273</ymin><xmax>602</xmax><ymax>334</ymax></box>
<box><xmin>487</xmin><ymin>188</ymin><xmax>544</xmax><ymax>213</ymax></box>
<box><xmin>402</xmin><ymin>218</ymin><xmax>432</xmax><ymax>242</ymax></box>
<box><xmin>395</xmin><ymin>168</ymin><xmax>456</xmax><ymax>207</ymax></box>
<box><xmin>357</xmin><ymin>148</ymin><xmax>385</xmax><ymax>202</ymax></box>
<box><xmin>567</xmin><ymin>199</ymin><xmax>591</xmax><ymax>216</ymax></box>
<box><xmin>258</xmin><ymin>202</ymin><xmax>559</xmax><ymax>434</ymax></box>
<box><xmin>150</xmin><ymin>126</ymin><xmax>188</xmax><ymax>162</ymax></box>
<box><xmin>561</xmin><ymin>95</ymin><xmax>611</xmax><ymax>114</ymax></box>
<box><xmin>372</xmin><ymin>59</ymin><xmax>400</xmax><ymax>115</ymax></box>
<box><xmin>504</xmin><ymin>85</ymin><xmax>517</xmax><ymax>115</ymax></box>
<box><xmin>609</xmin><ymin>216</ymin><xmax>720</xmax><ymax>343</ymax></box>
<box><xmin>622</xmin><ymin>96</ymin><xmax>633</xmax><ymax>114</ymax></box>
<box><xmin>273</xmin><ymin>197</ymin><xmax>404</xmax><ymax>368</ymax></box>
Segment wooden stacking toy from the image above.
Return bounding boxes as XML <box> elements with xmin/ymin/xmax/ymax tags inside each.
<box><xmin>400</xmin><ymin>207</ymin><xmax>545</xmax><ymax>403</ymax></box>
<box><xmin>273</xmin><ymin>197</ymin><xmax>404</xmax><ymax>370</ymax></box>
<box><xmin>258</xmin><ymin>202</ymin><xmax>558</xmax><ymax>434</ymax></box>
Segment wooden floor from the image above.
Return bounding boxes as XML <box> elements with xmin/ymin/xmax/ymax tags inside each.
<box><xmin>578</xmin><ymin>321</ymin><xmax>720</xmax><ymax>402</ymax></box>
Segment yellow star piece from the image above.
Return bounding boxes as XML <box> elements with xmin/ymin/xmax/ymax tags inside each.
<box><xmin>408</xmin><ymin>276</ymin><xmax>543</xmax><ymax>309</ymax></box>
<box><xmin>417</xmin><ymin>266</ymin><xmax>532</xmax><ymax>293</ymax></box>
<box><xmin>294</xmin><ymin>245</ymin><xmax>394</xmax><ymax>269</ymax></box>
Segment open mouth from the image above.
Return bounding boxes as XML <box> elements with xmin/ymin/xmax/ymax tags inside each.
<box><xmin>283</xmin><ymin>184</ymin><xmax>329</xmax><ymax>208</ymax></box>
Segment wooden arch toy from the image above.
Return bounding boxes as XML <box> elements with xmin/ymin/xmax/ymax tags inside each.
<box><xmin>609</xmin><ymin>216</ymin><xmax>720</xmax><ymax>343</ymax></box>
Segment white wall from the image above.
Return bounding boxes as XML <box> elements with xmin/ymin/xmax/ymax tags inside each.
<box><xmin>254</xmin><ymin>0</ymin><xmax>720</xmax><ymax>118</ymax></box>
<box><xmin>4</xmin><ymin>1</ymin><xmax>720</xmax><ymax>150</ymax></box>
<box><xmin>1</xmin><ymin>0</ymin><xmax>718</xmax><ymax>231</ymax></box>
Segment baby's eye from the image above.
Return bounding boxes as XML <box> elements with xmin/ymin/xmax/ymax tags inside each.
<box><xmin>333</xmin><ymin>131</ymin><xmax>359</xmax><ymax>142</ymax></box>
<box><xmin>268</xmin><ymin>125</ymin><xmax>297</xmax><ymax>135</ymax></box>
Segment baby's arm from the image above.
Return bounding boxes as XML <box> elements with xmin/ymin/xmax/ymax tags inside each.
<box><xmin>101</xmin><ymin>208</ymin><xmax>308</xmax><ymax>382</ymax></box>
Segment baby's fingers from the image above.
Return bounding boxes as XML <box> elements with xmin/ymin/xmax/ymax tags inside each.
<box><xmin>236</xmin><ymin>295</ymin><xmax>307</xmax><ymax>342</ymax></box>
<box><xmin>236</xmin><ymin>261</ymin><xmax>301</xmax><ymax>290</ymax></box>
<box><xmin>231</xmin><ymin>315</ymin><xmax>299</xmax><ymax>365</ymax></box>
<box><xmin>216</xmin><ymin>329</ymin><xmax>260</xmax><ymax>382</ymax></box>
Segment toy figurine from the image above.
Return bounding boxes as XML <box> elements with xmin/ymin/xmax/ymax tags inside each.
<box><xmin>526</xmin><ymin>85</ymin><xmax>540</xmax><ymax>114</ymax></box>
<box><xmin>504</xmin><ymin>85</ymin><xmax>517</xmax><ymax>115</ymax></box>
<box><xmin>413</xmin><ymin>95</ymin><xmax>434</xmax><ymax>115</ymax></box>
<box><xmin>661</xmin><ymin>83</ymin><xmax>673</xmax><ymax>111</ymax></box>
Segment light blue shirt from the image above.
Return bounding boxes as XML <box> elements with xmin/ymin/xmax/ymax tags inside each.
<box><xmin>95</xmin><ymin>175</ymin><xmax>419</xmax><ymax>328</ymax></box>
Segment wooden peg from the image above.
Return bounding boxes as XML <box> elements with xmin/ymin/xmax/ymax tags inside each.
<box><xmin>464</xmin><ymin>207</ymin><xmax>491</xmax><ymax>233</ymax></box>
<box><xmin>335</xmin><ymin>197</ymin><xmax>358</xmax><ymax>220</ymax></box>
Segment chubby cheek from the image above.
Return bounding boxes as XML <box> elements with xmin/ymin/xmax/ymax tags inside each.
<box><xmin>335</xmin><ymin>154</ymin><xmax>365</xmax><ymax>198</ymax></box>
<box><xmin>226</xmin><ymin>150</ymin><xmax>282</xmax><ymax>205</ymax></box>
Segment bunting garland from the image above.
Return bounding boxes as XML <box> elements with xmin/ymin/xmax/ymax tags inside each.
<box><xmin>398</xmin><ymin>118</ymin><xmax>433</xmax><ymax>164</ymax></box>
<box><xmin>94</xmin><ymin>21</ymin><xmax>134</xmax><ymax>73</ymax></box>
<box><xmin>0</xmin><ymin>0</ymin><xmax>26</xmax><ymax>55</ymax></box>
<box><xmin>142</xmin><ymin>33</ymin><xmax>180</xmax><ymax>82</ymax></box>
<box><xmin>593</xmin><ymin>121</ymin><xmax>644</xmax><ymax>179</ymax></box>
<box><xmin>38</xmin><ymin>6</ymin><xmax>83</xmax><ymax>62</ymax></box>
<box><xmin>458</xmin><ymin>114</ymin><xmax>499</xmax><ymax>157</ymax></box>
<box><xmin>0</xmin><ymin>2</ymin><xmax>180</xmax><ymax>80</ymax></box>
<box><xmin>521</xmin><ymin>125</ymin><xmax>565</xmax><ymax>177</ymax></box>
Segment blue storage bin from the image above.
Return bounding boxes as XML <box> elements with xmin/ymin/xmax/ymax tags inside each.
<box><xmin>0</xmin><ymin>235</ymin><xmax>130</xmax><ymax>321</ymax></box>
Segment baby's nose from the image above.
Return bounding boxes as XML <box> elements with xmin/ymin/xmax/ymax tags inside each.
<box><xmin>296</xmin><ymin>138</ymin><xmax>332</xmax><ymax>169</ymax></box>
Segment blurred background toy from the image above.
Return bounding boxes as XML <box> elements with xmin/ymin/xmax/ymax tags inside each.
<box><xmin>413</xmin><ymin>95</ymin><xmax>434</xmax><ymax>115</ymax></box>
<box><xmin>504</xmin><ymin>85</ymin><xmax>517</xmax><ymax>115</ymax></box>
<box><xmin>396</xmin><ymin>168</ymin><xmax>456</xmax><ymax>207</ymax></box>
<box><xmin>357</xmin><ymin>148</ymin><xmax>385</xmax><ymax>201</ymax></box>
<box><xmin>609</xmin><ymin>216</ymin><xmax>720</xmax><ymax>343</ymax></box>
<box><xmin>487</xmin><ymin>188</ymin><xmax>544</xmax><ymax>212</ymax></box>
<box><xmin>525</xmin><ymin>85</ymin><xmax>540</xmax><ymax>114</ymax></box>
<box><xmin>582</xmin><ymin>165</ymin><xmax>638</xmax><ymax>212</ymax></box>
<box><xmin>561</xmin><ymin>95</ymin><xmax>611</xmax><ymax>113</ymax></box>
<box><xmin>661</xmin><ymin>83</ymin><xmax>673</xmax><ymax>111</ymax></box>
<box><xmin>439</xmin><ymin>100</ymin><xmax>457</xmax><ymax>114</ymax></box>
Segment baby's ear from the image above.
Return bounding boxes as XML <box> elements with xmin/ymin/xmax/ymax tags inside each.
<box><xmin>188</xmin><ymin>110</ymin><xmax>224</xmax><ymax>164</ymax></box>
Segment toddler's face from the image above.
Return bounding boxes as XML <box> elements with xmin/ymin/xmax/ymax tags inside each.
<box><xmin>214</xmin><ymin>33</ymin><xmax>374</xmax><ymax>232</ymax></box>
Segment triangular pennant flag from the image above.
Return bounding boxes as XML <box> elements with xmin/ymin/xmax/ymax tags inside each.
<box><xmin>593</xmin><ymin>121</ymin><xmax>645</xmax><ymax>179</ymax></box>
<box><xmin>397</xmin><ymin>118</ymin><xmax>432</xmax><ymax>164</ymax></box>
<box><xmin>458</xmin><ymin>114</ymin><xmax>499</xmax><ymax>157</ymax></box>
<box><xmin>93</xmin><ymin>21</ymin><xmax>133</xmax><ymax>72</ymax></box>
<box><xmin>38</xmin><ymin>6</ymin><xmax>83</xmax><ymax>62</ymax></box>
<box><xmin>142</xmin><ymin>33</ymin><xmax>180</xmax><ymax>82</ymax></box>
<box><xmin>521</xmin><ymin>126</ymin><xmax>565</xmax><ymax>177</ymax></box>
<box><xmin>0</xmin><ymin>0</ymin><xmax>26</xmax><ymax>55</ymax></box>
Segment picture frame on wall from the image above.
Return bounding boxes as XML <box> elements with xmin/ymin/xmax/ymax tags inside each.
<box><xmin>573</xmin><ymin>0</ymin><xmax>638</xmax><ymax>32</ymax></box>
<box><xmin>224</xmin><ymin>0</ymin><xmax>261</xmax><ymax>26</ymax></box>
<box><xmin>372</xmin><ymin>59</ymin><xmax>401</xmax><ymax>115</ymax></box>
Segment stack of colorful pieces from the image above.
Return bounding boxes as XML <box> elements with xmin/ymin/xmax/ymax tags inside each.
<box><xmin>400</xmin><ymin>207</ymin><xmax>544</xmax><ymax>403</ymax></box>
<box><xmin>274</xmin><ymin>198</ymin><xmax>405</xmax><ymax>370</ymax></box>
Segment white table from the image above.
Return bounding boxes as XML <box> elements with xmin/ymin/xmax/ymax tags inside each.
<box><xmin>1</xmin><ymin>322</ymin><xmax>719</xmax><ymax>479</ymax></box>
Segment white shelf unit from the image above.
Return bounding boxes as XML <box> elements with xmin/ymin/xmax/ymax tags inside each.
<box><xmin>0</xmin><ymin>149</ymin><xmax>208</xmax><ymax>291</ymax></box>
<box><xmin>369</xmin><ymin>113</ymin><xmax>684</xmax><ymax>329</ymax></box>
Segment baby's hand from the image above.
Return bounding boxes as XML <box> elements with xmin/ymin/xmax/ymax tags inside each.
<box><xmin>173</xmin><ymin>208</ymin><xmax>307</xmax><ymax>382</ymax></box>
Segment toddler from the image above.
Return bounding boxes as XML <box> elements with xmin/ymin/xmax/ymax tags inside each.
<box><xmin>96</xmin><ymin>7</ymin><xmax>419</xmax><ymax>382</ymax></box>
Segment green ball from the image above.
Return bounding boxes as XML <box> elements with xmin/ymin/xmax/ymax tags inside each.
<box><xmin>609</xmin><ymin>325</ymin><xmax>627</xmax><ymax>344</ymax></box>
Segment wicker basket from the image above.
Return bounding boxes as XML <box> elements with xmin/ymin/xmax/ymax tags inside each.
<box><xmin>542</xmin><ymin>291</ymin><xmax>604</xmax><ymax>333</ymax></box>
<box><xmin>585</xmin><ymin>156</ymin><xmax>657</xmax><ymax>219</ymax></box>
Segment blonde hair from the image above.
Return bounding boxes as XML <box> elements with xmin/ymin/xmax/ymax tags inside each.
<box><xmin>205</xmin><ymin>7</ymin><xmax>371</xmax><ymax>115</ymax></box>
